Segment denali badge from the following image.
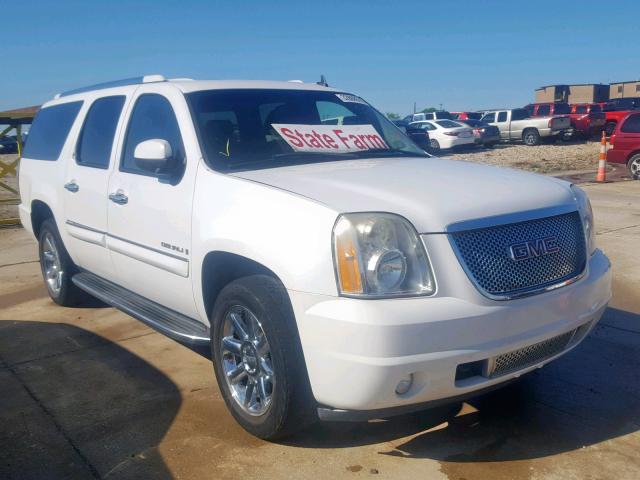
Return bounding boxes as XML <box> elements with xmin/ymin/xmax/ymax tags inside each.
<box><xmin>509</xmin><ymin>236</ymin><xmax>560</xmax><ymax>261</ymax></box>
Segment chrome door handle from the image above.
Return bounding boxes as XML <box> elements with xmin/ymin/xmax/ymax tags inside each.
<box><xmin>108</xmin><ymin>192</ymin><xmax>128</xmax><ymax>205</ymax></box>
<box><xmin>64</xmin><ymin>181</ymin><xmax>79</xmax><ymax>193</ymax></box>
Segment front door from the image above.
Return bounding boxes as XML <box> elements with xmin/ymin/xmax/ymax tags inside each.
<box><xmin>106</xmin><ymin>85</ymin><xmax>200</xmax><ymax>319</ymax></box>
<box><xmin>63</xmin><ymin>95</ymin><xmax>128</xmax><ymax>279</ymax></box>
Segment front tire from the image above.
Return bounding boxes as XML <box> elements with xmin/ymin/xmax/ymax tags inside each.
<box><xmin>210</xmin><ymin>275</ymin><xmax>314</xmax><ymax>439</ymax></box>
<box><xmin>628</xmin><ymin>154</ymin><xmax>640</xmax><ymax>180</ymax></box>
<box><xmin>38</xmin><ymin>218</ymin><xmax>87</xmax><ymax>306</ymax></box>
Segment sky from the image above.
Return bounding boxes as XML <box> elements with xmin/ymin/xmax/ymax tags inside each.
<box><xmin>2</xmin><ymin>0</ymin><xmax>640</xmax><ymax>116</ymax></box>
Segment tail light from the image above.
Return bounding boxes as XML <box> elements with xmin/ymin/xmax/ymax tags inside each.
<box><xmin>473</xmin><ymin>128</ymin><xmax>481</xmax><ymax>134</ymax></box>
<box><xmin>610</xmin><ymin>133</ymin><xmax>616</xmax><ymax>145</ymax></box>
<box><xmin>443</xmin><ymin>131</ymin><xmax>459</xmax><ymax>136</ymax></box>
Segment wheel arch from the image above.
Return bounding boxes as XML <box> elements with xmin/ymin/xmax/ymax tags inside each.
<box><xmin>30</xmin><ymin>200</ymin><xmax>55</xmax><ymax>238</ymax></box>
<box><xmin>201</xmin><ymin>251</ymin><xmax>285</xmax><ymax>318</ymax></box>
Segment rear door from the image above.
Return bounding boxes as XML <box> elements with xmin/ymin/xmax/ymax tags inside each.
<box><xmin>106</xmin><ymin>84</ymin><xmax>200</xmax><ymax>318</ymax></box>
<box><xmin>63</xmin><ymin>94</ymin><xmax>128</xmax><ymax>279</ymax></box>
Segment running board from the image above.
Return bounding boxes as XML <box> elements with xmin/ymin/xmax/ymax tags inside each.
<box><xmin>72</xmin><ymin>272</ymin><xmax>210</xmax><ymax>345</ymax></box>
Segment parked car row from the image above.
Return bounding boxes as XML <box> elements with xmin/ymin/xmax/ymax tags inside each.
<box><xmin>397</xmin><ymin>95</ymin><xmax>640</xmax><ymax>153</ymax></box>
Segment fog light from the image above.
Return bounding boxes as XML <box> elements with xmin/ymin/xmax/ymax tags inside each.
<box><xmin>395</xmin><ymin>374</ymin><xmax>414</xmax><ymax>395</ymax></box>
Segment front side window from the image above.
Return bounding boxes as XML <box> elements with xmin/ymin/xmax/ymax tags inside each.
<box><xmin>554</xmin><ymin>104</ymin><xmax>571</xmax><ymax>114</ymax></box>
<box><xmin>22</xmin><ymin>101</ymin><xmax>83</xmax><ymax>161</ymax></box>
<box><xmin>121</xmin><ymin>94</ymin><xmax>184</xmax><ymax>175</ymax></box>
<box><xmin>621</xmin><ymin>114</ymin><xmax>640</xmax><ymax>133</ymax></box>
<box><xmin>497</xmin><ymin>112</ymin><xmax>508</xmax><ymax>122</ymax></box>
<box><xmin>188</xmin><ymin>89</ymin><xmax>425</xmax><ymax>172</ymax></box>
<box><xmin>76</xmin><ymin>96</ymin><xmax>125</xmax><ymax>169</ymax></box>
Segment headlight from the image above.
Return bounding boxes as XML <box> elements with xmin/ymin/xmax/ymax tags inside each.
<box><xmin>332</xmin><ymin>213</ymin><xmax>435</xmax><ymax>297</ymax></box>
<box><xmin>571</xmin><ymin>185</ymin><xmax>596</xmax><ymax>254</ymax></box>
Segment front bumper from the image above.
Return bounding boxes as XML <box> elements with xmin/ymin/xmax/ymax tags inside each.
<box><xmin>290</xmin><ymin>249</ymin><xmax>611</xmax><ymax>417</ymax></box>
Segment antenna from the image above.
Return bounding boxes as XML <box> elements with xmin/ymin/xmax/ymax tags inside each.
<box><xmin>317</xmin><ymin>75</ymin><xmax>329</xmax><ymax>87</ymax></box>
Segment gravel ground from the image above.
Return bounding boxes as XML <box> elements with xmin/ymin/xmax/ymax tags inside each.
<box><xmin>441</xmin><ymin>140</ymin><xmax>602</xmax><ymax>174</ymax></box>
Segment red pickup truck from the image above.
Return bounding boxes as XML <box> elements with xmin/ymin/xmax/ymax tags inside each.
<box><xmin>569</xmin><ymin>104</ymin><xmax>606</xmax><ymax>138</ymax></box>
<box><xmin>600</xmin><ymin>101</ymin><xmax>640</xmax><ymax>136</ymax></box>
<box><xmin>525</xmin><ymin>103</ymin><xmax>604</xmax><ymax>139</ymax></box>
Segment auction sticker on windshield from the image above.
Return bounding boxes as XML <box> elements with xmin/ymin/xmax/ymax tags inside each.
<box><xmin>272</xmin><ymin>124</ymin><xmax>389</xmax><ymax>153</ymax></box>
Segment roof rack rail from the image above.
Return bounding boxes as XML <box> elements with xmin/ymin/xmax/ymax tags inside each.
<box><xmin>57</xmin><ymin>75</ymin><xmax>166</xmax><ymax>98</ymax></box>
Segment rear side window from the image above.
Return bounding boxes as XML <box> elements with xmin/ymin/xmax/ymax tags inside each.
<box><xmin>121</xmin><ymin>94</ymin><xmax>184</xmax><ymax>175</ymax></box>
<box><xmin>22</xmin><ymin>102</ymin><xmax>82</xmax><ymax>161</ymax></box>
<box><xmin>621</xmin><ymin>114</ymin><xmax>640</xmax><ymax>133</ymax></box>
<box><xmin>511</xmin><ymin>109</ymin><xmax>529</xmax><ymax>121</ymax></box>
<box><xmin>536</xmin><ymin>105</ymin><xmax>550</xmax><ymax>116</ymax></box>
<box><xmin>76</xmin><ymin>96</ymin><xmax>125</xmax><ymax>169</ymax></box>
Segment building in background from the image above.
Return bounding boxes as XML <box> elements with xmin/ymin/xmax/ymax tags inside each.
<box><xmin>534</xmin><ymin>84</ymin><xmax>609</xmax><ymax>104</ymax></box>
<box><xmin>609</xmin><ymin>80</ymin><xmax>640</xmax><ymax>99</ymax></box>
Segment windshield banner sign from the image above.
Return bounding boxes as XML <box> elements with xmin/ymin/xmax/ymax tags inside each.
<box><xmin>272</xmin><ymin>124</ymin><xmax>389</xmax><ymax>153</ymax></box>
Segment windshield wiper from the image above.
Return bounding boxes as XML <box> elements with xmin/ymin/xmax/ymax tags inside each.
<box><xmin>350</xmin><ymin>149</ymin><xmax>427</xmax><ymax>157</ymax></box>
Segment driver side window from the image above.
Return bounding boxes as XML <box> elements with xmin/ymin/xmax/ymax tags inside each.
<box><xmin>121</xmin><ymin>94</ymin><xmax>185</xmax><ymax>176</ymax></box>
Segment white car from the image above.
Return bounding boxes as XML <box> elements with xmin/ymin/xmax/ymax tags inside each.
<box><xmin>19</xmin><ymin>75</ymin><xmax>611</xmax><ymax>439</ymax></box>
<box><xmin>409</xmin><ymin>119</ymin><xmax>475</xmax><ymax>151</ymax></box>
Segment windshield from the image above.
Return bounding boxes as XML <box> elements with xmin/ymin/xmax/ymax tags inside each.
<box><xmin>187</xmin><ymin>89</ymin><xmax>426</xmax><ymax>171</ymax></box>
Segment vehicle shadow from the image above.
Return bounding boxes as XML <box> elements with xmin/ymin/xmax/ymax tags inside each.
<box><xmin>284</xmin><ymin>307</ymin><xmax>640</xmax><ymax>464</ymax></box>
<box><xmin>0</xmin><ymin>320</ymin><xmax>182</xmax><ymax>480</ymax></box>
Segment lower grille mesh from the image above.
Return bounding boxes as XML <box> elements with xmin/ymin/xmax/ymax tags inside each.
<box><xmin>490</xmin><ymin>329</ymin><xmax>576</xmax><ymax>378</ymax></box>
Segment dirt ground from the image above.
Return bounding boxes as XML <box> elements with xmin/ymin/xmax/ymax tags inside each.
<box><xmin>0</xmin><ymin>181</ymin><xmax>639</xmax><ymax>480</ymax></box>
<box><xmin>442</xmin><ymin>139</ymin><xmax>615</xmax><ymax>174</ymax></box>
<box><xmin>0</xmin><ymin>154</ymin><xmax>19</xmax><ymax>222</ymax></box>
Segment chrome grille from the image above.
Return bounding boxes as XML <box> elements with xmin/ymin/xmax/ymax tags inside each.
<box><xmin>489</xmin><ymin>329</ymin><xmax>576</xmax><ymax>378</ymax></box>
<box><xmin>450</xmin><ymin>212</ymin><xmax>586</xmax><ymax>298</ymax></box>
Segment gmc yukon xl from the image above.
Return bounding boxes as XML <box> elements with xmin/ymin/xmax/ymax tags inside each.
<box><xmin>19</xmin><ymin>76</ymin><xmax>611</xmax><ymax>439</ymax></box>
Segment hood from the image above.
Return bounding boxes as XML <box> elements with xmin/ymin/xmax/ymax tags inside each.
<box><xmin>230</xmin><ymin>157</ymin><xmax>576</xmax><ymax>233</ymax></box>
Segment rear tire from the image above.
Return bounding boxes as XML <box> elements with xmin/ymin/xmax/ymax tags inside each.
<box><xmin>522</xmin><ymin>129</ymin><xmax>540</xmax><ymax>146</ymax></box>
<box><xmin>628</xmin><ymin>154</ymin><xmax>640</xmax><ymax>180</ymax></box>
<box><xmin>38</xmin><ymin>218</ymin><xmax>88</xmax><ymax>306</ymax></box>
<box><xmin>210</xmin><ymin>275</ymin><xmax>315</xmax><ymax>440</ymax></box>
<box><xmin>429</xmin><ymin>139</ymin><xmax>440</xmax><ymax>152</ymax></box>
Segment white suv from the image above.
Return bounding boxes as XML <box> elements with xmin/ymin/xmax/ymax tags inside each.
<box><xmin>19</xmin><ymin>75</ymin><xmax>611</xmax><ymax>439</ymax></box>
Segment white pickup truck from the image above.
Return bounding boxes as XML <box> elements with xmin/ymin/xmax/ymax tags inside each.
<box><xmin>19</xmin><ymin>76</ymin><xmax>611</xmax><ymax>439</ymax></box>
<box><xmin>481</xmin><ymin>108</ymin><xmax>571</xmax><ymax>145</ymax></box>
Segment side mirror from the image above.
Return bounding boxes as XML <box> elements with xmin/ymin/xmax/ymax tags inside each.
<box><xmin>134</xmin><ymin>139</ymin><xmax>173</xmax><ymax>173</ymax></box>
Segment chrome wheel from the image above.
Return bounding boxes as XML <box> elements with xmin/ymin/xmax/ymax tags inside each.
<box><xmin>630</xmin><ymin>156</ymin><xmax>640</xmax><ymax>179</ymax></box>
<box><xmin>220</xmin><ymin>305</ymin><xmax>274</xmax><ymax>416</ymax></box>
<box><xmin>42</xmin><ymin>232</ymin><xmax>63</xmax><ymax>295</ymax></box>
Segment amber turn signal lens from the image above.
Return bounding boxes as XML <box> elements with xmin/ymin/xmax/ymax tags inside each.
<box><xmin>335</xmin><ymin>231</ymin><xmax>363</xmax><ymax>294</ymax></box>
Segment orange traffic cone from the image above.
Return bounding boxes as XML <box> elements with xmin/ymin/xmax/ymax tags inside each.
<box><xmin>596</xmin><ymin>131</ymin><xmax>607</xmax><ymax>182</ymax></box>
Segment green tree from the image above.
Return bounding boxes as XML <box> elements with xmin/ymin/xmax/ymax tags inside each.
<box><xmin>421</xmin><ymin>107</ymin><xmax>437</xmax><ymax>113</ymax></box>
<box><xmin>386</xmin><ymin>112</ymin><xmax>400</xmax><ymax>120</ymax></box>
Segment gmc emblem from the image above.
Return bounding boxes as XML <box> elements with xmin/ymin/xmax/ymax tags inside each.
<box><xmin>509</xmin><ymin>236</ymin><xmax>560</xmax><ymax>261</ymax></box>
